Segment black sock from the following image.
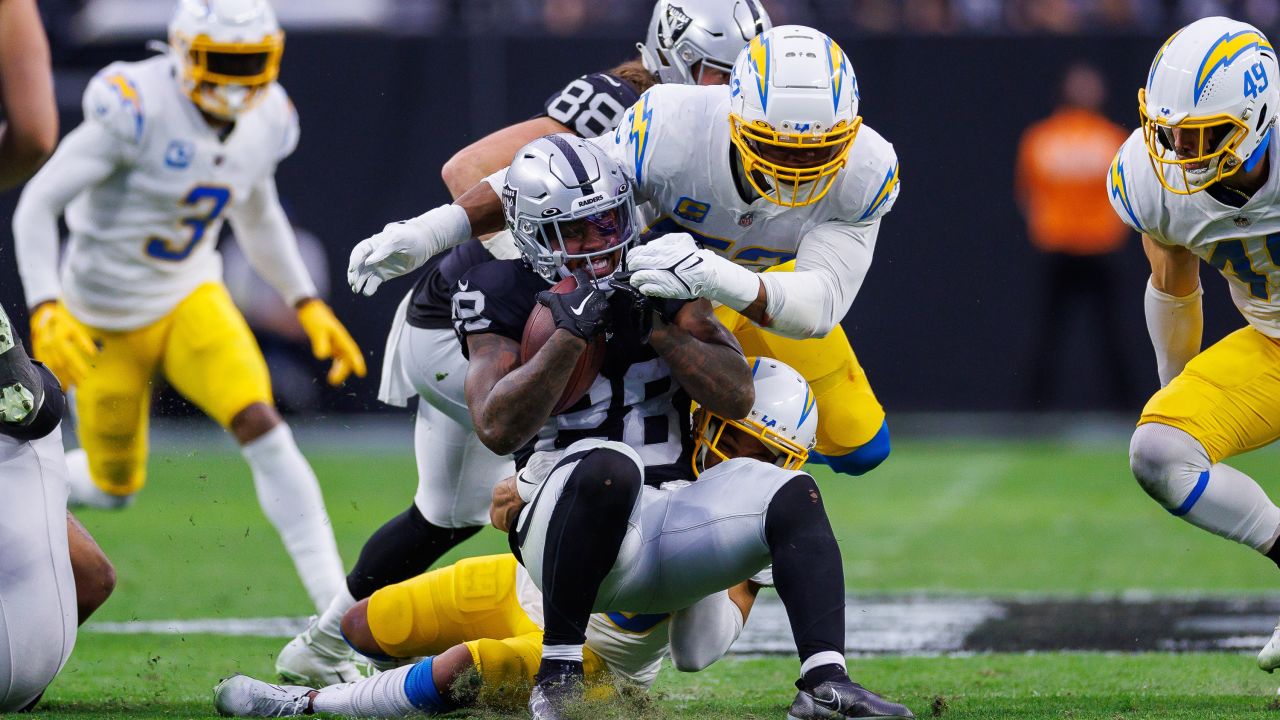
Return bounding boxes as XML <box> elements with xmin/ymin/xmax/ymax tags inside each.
<box><xmin>535</xmin><ymin>658</ymin><xmax>584</xmax><ymax>684</ymax></box>
<box><xmin>1267</xmin><ymin>540</ymin><xmax>1280</xmax><ymax>571</ymax></box>
<box><xmin>345</xmin><ymin>505</ymin><xmax>481</xmax><ymax>600</ymax></box>
<box><xmin>539</xmin><ymin>448</ymin><xmax>642</xmax><ymax>647</ymax></box>
<box><xmin>765</xmin><ymin>475</ymin><xmax>845</xmax><ymax>663</ymax></box>
<box><xmin>802</xmin><ymin>663</ymin><xmax>851</xmax><ymax>690</ymax></box>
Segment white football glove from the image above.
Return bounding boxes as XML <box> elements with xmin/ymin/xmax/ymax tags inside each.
<box><xmin>627</xmin><ymin>233</ymin><xmax>760</xmax><ymax>309</ymax></box>
<box><xmin>347</xmin><ymin>204</ymin><xmax>471</xmax><ymax>296</ymax></box>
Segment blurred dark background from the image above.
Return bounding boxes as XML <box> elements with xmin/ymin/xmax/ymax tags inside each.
<box><xmin>0</xmin><ymin>0</ymin><xmax>1270</xmax><ymax>414</ymax></box>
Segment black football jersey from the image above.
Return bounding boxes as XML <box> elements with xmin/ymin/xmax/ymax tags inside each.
<box><xmin>540</xmin><ymin>71</ymin><xmax>641</xmax><ymax>138</ymax></box>
<box><xmin>452</xmin><ymin>259</ymin><xmax>694</xmax><ymax>484</ymax></box>
<box><xmin>406</xmin><ymin>239</ymin><xmax>494</xmax><ymax>330</ymax></box>
<box><xmin>408</xmin><ymin>69</ymin><xmax>640</xmax><ymax>329</ymax></box>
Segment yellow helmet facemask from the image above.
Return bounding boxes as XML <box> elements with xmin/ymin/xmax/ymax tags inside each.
<box><xmin>172</xmin><ymin>30</ymin><xmax>284</xmax><ymax>118</ymax></box>
<box><xmin>690</xmin><ymin>402</ymin><xmax>811</xmax><ymax>478</ymax></box>
<box><xmin>728</xmin><ymin>114</ymin><xmax>860</xmax><ymax>207</ymax></box>
<box><xmin>1138</xmin><ymin>87</ymin><xmax>1250</xmax><ymax>195</ymax></box>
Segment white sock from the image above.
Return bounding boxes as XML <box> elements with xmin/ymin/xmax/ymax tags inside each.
<box><xmin>1131</xmin><ymin>423</ymin><xmax>1280</xmax><ymax>550</ymax></box>
<box><xmin>541</xmin><ymin>644</ymin><xmax>584</xmax><ymax>663</ymax></box>
<box><xmin>312</xmin><ymin>664</ymin><xmax>417</xmax><ymax>718</ymax></box>
<box><xmin>314</xmin><ymin>585</ymin><xmax>357</xmax><ymax>651</ymax></box>
<box><xmin>64</xmin><ymin>447</ymin><xmax>133</xmax><ymax>510</ymax></box>
<box><xmin>800</xmin><ymin>651</ymin><xmax>847</xmax><ymax>677</ymax></box>
<box><xmin>241</xmin><ymin>423</ymin><xmax>345</xmax><ymax>611</ymax></box>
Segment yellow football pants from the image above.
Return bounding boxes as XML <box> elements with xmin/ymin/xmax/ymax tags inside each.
<box><xmin>714</xmin><ymin>261</ymin><xmax>884</xmax><ymax>456</ymax></box>
<box><xmin>367</xmin><ymin>554</ymin><xmax>607</xmax><ymax>707</ymax></box>
<box><xmin>70</xmin><ymin>282</ymin><xmax>273</xmax><ymax>495</ymax></box>
<box><xmin>1139</xmin><ymin>325</ymin><xmax>1280</xmax><ymax>464</ymax></box>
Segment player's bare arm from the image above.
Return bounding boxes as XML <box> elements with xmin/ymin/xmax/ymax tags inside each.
<box><xmin>1142</xmin><ymin>234</ymin><xmax>1200</xmax><ymax>296</ymax></box>
<box><xmin>464</xmin><ymin>330</ymin><xmax>584</xmax><ymax>455</ymax></box>
<box><xmin>0</xmin><ymin>0</ymin><xmax>56</xmax><ymax>190</ymax></box>
<box><xmin>648</xmin><ymin>298</ymin><xmax>754</xmax><ymax>419</ymax></box>
<box><xmin>442</xmin><ymin>117</ymin><xmax>571</xmax><ymax>199</ymax></box>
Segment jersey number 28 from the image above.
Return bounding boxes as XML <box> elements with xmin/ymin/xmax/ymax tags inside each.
<box><xmin>145</xmin><ymin>185</ymin><xmax>231</xmax><ymax>262</ymax></box>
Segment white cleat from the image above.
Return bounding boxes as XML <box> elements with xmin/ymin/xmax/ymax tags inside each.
<box><xmin>63</xmin><ymin>448</ymin><xmax>135</xmax><ymax>510</ymax></box>
<box><xmin>1259</xmin><ymin>621</ymin><xmax>1280</xmax><ymax>672</ymax></box>
<box><xmin>276</xmin><ymin>618</ymin><xmax>363</xmax><ymax>686</ymax></box>
<box><xmin>213</xmin><ymin>674</ymin><xmax>313</xmax><ymax>717</ymax></box>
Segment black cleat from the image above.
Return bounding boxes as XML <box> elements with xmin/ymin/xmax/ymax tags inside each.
<box><xmin>528</xmin><ymin>660</ymin><xmax>584</xmax><ymax>720</ymax></box>
<box><xmin>0</xmin><ymin>305</ymin><xmax>42</xmax><ymax>425</ymax></box>
<box><xmin>787</xmin><ymin>678</ymin><xmax>915</xmax><ymax>720</ymax></box>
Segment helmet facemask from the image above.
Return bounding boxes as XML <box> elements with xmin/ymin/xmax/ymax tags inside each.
<box><xmin>1139</xmin><ymin>87</ymin><xmax>1253</xmax><ymax>194</ymax></box>
<box><xmin>171</xmin><ymin>30</ymin><xmax>283</xmax><ymax>119</ymax></box>
<box><xmin>729</xmin><ymin>115</ymin><xmax>860</xmax><ymax>207</ymax></box>
<box><xmin>508</xmin><ymin>195</ymin><xmax>638</xmax><ymax>286</ymax></box>
<box><xmin>690</xmin><ymin>404</ymin><xmax>811</xmax><ymax>478</ymax></box>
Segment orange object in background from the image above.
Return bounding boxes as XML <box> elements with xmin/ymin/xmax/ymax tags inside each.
<box><xmin>1016</xmin><ymin>106</ymin><xmax>1130</xmax><ymax>255</ymax></box>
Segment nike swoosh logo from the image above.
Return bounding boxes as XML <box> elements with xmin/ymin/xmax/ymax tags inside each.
<box><xmin>599</xmin><ymin>74</ymin><xmax>622</xmax><ymax>87</ymax></box>
<box><xmin>570</xmin><ymin>293</ymin><xmax>595</xmax><ymax>316</ymax></box>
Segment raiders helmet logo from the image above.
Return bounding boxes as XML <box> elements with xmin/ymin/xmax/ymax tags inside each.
<box><xmin>660</xmin><ymin>5</ymin><xmax>692</xmax><ymax>46</ymax></box>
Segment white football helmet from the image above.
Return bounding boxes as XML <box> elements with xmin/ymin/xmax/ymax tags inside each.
<box><xmin>169</xmin><ymin>0</ymin><xmax>284</xmax><ymax>120</ymax></box>
<box><xmin>502</xmin><ymin>134</ymin><xmax>638</xmax><ymax>283</ymax></box>
<box><xmin>1141</xmin><ymin>16</ymin><xmax>1278</xmax><ymax>194</ymax></box>
<box><xmin>728</xmin><ymin>25</ymin><xmax>860</xmax><ymax>207</ymax></box>
<box><xmin>692</xmin><ymin>356</ymin><xmax>818</xmax><ymax>477</ymax></box>
<box><xmin>637</xmin><ymin>0</ymin><xmax>771</xmax><ymax>85</ymax></box>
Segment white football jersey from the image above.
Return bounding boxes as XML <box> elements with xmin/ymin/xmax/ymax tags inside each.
<box><xmin>591</xmin><ymin>83</ymin><xmax>899</xmax><ymax>271</ymax></box>
<box><xmin>59</xmin><ymin>55</ymin><xmax>299</xmax><ymax>330</ymax></box>
<box><xmin>1109</xmin><ymin>128</ymin><xmax>1280</xmax><ymax>337</ymax></box>
<box><xmin>515</xmin><ymin>563</ymin><xmax>671</xmax><ymax>687</ymax></box>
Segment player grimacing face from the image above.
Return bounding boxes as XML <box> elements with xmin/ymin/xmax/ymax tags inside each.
<box><xmin>553</xmin><ymin>208</ymin><xmax>628</xmax><ymax>277</ymax></box>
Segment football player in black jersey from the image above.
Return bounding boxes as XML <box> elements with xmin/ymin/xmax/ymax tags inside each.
<box><xmin>0</xmin><ymin>3</ymin><xmax>116</xmax><ymax>710</ymax></box>
<box><xmin>457</xmin><ymin>133</ymin><xmax>754</xmax><ymax>720</ymax></box>
<box><xmin>277</xmin><ymin>0</ymin><xmax>772</xmax><ymax>685</ymax></box>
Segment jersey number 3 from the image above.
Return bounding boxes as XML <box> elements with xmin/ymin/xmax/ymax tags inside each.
<box><xmin>145</xmin><ymin>185</ymin><xmax>232</xmax><ymax>262</ymax></box>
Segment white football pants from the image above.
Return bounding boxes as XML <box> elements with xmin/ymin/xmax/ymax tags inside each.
<box><xmin>0</xmin><ymin>425</ymin><xmax>78</xmax><ymax>711</ymax></box>
<box><xmin>516</xmin><ymin>439</ymin><xmax>791</xmax><ymax>613</ymax></box>
<box><xmin>379</xmin><ymin>293</ymin><xmax>513</xmax><ymax>528</ymax></box>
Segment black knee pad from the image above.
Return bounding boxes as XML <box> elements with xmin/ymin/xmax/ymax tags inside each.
<box><xmin>764</xmin><ymin>474</ymin><xmax>831</xmax><ymax>543</ymax></box>
<box><xmin>561</xmin><ymin>446</ymin><xmax>643</xmax><ymax>514</ymax></box>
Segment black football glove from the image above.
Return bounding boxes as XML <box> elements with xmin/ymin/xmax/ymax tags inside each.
<box><xmin>537</xmin><ymin>269</ymin><xmax>611</xmax><ymax>341</ymax></box>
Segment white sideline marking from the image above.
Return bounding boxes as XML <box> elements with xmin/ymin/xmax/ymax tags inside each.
<box><xmin>84</xmin><ymin>595</ymin><xmax>1005</xmax><ymax>656</ymax></box>
<box><xmin>87</xmin><ymin>617</ymin><xmax>309</xmax><ymax>637</ymax></box>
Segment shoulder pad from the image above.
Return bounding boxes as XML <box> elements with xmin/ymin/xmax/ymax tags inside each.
<box><xmin>266</xmin><ymin>84</ymin><xmax>300</xmax><ymax>162</ymax></box>
<box><xmin>610</xmin><ymin>84</ymin><xmax>717</xmax><ymax>187</ymax></box>
<box><xmin>1107</xmin><ymin>130</ymin><xmax>1151</xmax><ymax>235</ymax></box>
<box><xmin>452</xmin><ymin>259</ymin><xmax>543</xmax><ymax>349</ymax></box>
<box><xmin>82</xmin><ymin>64</ymin><xmax>147</xmax><ymax>145</ymax></box>
<box><xmin>543</xmin><ymin>72</ymin><xmax>640</xmax><ymax>138</ymax></box>
<box><xmin>841</xmin><ymin>126</ymin><xmax>899</xmax><ymax>223</ymax></box>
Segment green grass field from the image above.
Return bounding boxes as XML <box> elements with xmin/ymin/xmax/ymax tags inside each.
<box><xmin>37</xmin><ymin>437</ymin><xmax>1280</xmax><ymax>718</ymax></box>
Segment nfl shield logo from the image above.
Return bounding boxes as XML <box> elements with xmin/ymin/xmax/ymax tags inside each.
<box><xmin>1235</xmin><ymin>216</ymin><xmax>1251</xmax><ymax>228</ymax></box>
<box><xmin>738</xmin><ymin>212</ymin><xmax>754</xmax><ymax>227</ymax></box>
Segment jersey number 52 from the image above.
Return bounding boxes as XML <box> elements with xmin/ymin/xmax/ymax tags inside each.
<box><xmin>145</xmin><ymin>185</ymin><xmax>232</xmax><ymax>262</ymax></box>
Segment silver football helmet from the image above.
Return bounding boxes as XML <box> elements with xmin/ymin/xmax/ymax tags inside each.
<box><xmin>637</xmin><ymin>0</ymin><xmax>771</xmax><ymax>85</ymax></box>
<box><xmin>502</xmin><ymin>134</ymin><xmax>638</xmax><ymax>283</ymax></box>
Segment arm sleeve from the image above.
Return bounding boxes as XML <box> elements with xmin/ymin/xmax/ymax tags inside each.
<box><xmin>225</xmin><ymin>176</ymin><xmax>318</xmax><ymax>306</ymax></box>
<box><xmin>757</xmin><ymin>219</ymin><xmax>879</xmax><ymax>339</ymax></box>
<box><xmin>12</xmin><ymin>120</ymin><xmax>123</xmax><ymax>308</ymax></box>
<box><xmin>1144</xmin><ymin>276</ymin><xmax>1202</xmax><ymax>386</ymax></box>
<box><xmin>667</xmin><ymin>591</ymin><xmax>745</xmax><ymax>672</ymax></box>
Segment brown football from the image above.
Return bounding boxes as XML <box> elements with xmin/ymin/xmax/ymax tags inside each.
<box><xmin>520</xmin><ymin>275</ymin><xmax>606</xmax><ymax>414</ymax></box>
